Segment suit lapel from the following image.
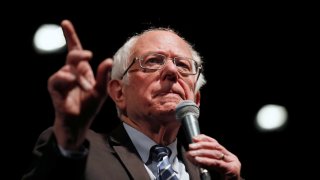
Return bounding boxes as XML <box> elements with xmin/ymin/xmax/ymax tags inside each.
<box><xmin>109</xmin><ymin>124</ymin><xmax>202</xmax><ymax>180</ymax></box>
<box><xmin>180</xmin><ymin>145</ymin><xmax>201</xmax><ymax>180</ymax></box>
<box><xmin>109</xmin><ymin>125</ymin><xmax>150</xmax><ymax>179</ymax></box>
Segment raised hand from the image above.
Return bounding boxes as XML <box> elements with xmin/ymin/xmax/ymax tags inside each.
<box><xmin>48</xmin><ymin>20</ymin><xmax>113</xmax><ymax>150</ymax></box>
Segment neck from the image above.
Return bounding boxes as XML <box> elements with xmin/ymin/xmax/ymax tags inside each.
<box><xmin>120</xmin><ymin>114</ymin><xmax>180</xmax><ymax>146</ymax></box>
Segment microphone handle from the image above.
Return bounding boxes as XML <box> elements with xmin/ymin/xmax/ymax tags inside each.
<box><xmin>182</xmin><ymin>114</ymin><xmax>200</xmax><ymax>144</ymax></box>
<box><xmin>182</xmin><ymin>115</ymin><xmax>211</xmax><ymax>180</ymax></box>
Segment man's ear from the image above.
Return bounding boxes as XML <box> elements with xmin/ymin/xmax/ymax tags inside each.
<box><xmin>107</xmin><ymin>80</ymin><xmax>126</xmax><ymax>110</ymax></box>
<box><xmin>195</xmin><ymin>92</ymin><xmax>200</xmax><ymax>107</ymax></box>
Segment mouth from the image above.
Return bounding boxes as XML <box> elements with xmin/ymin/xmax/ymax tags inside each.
<box><xmin>155</xmin><ymin>91</ymin><xmax>184</xmax><ymax>99</ymax></box>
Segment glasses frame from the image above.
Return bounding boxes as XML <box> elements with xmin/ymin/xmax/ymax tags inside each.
<box><xmin>120</xmin><ymin>53</ymin><xmax>202</xmax><ymax>80</ymax></box>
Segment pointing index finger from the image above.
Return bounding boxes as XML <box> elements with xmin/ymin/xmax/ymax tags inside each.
<box><xmin>61</xmin><ymin>20</ymin><xmax>83</xmax><ymax>51</ymax></box>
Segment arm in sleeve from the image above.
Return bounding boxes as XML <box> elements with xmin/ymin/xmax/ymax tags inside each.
<box><xmin>22</xmin><ymin>127</ymin><xmax>89</xmax><ymax>180</ymax></box>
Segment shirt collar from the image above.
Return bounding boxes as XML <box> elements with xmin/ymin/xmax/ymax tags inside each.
<box><xmin>123</xmin><ymin>122</ymin><xmax>177</xmax><ymax>164</ymax></box>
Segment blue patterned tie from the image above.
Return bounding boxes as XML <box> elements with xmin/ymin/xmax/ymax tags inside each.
<box><xmin>150</xmin><ymin>145</ymin><xmax>179</xmax><ymax>180</ymax></box>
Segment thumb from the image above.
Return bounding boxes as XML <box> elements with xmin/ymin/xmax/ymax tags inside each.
<box><xmin>95</xmin><ymin>58</ymin><xmax>113</xmax><ymax>96</ymax></box>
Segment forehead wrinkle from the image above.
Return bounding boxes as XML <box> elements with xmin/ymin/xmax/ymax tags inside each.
<box><xmin>132</xmin><ymin>30</ymin><xmax>192</xmax><ymax>58</ymax></box>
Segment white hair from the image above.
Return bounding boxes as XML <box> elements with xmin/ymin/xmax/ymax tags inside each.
<box><xmin>111</xmin><ymin>35</ymin><xmax>139</xmax><ymax>83</ymax></box>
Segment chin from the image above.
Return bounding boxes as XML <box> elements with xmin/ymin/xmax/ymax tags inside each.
<box><xmin>159</xmin><ymin>95</ymin><xmax>182</xmax><ymax>105</ymax></box>
<box><xmin>159</xmin><ymin>102</ymin><xmax>180</xmax><ymax>115</ymax></box>
<box><xmin>150</xmin><ymin>96</ymin><xmax>182</xmax><ymax>115</ymax></box>
<box><xmin>160</xmin><ymin>100</ymin><xmax>180</xmax><ymax>109</ymax></box>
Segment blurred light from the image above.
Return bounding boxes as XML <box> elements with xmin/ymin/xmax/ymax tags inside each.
<box><xmin>33</xmin><ymin>24</ymin><xmax>66</xmax><ymax>54</ymax></box>
<box><xmin>255</xmin><ymin>104</ymin><xmax>288</xmax><ymax>132</ymax></box>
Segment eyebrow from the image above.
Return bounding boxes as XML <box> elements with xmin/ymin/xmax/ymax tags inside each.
<box><xmin>137</xmin><ymin>51</ymin><xmax>191</xmax><ymax>59</ymax></box>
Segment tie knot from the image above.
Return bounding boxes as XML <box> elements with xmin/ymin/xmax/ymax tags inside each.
<box><xmin>150</xmin><ymin>145</ymin><xmax>171</xmax><ymax>162</ymax></box>
<box><xmin>149</xmin><ymin>145</ymin><xmax>178</xmax><ymax>180</ymax></box>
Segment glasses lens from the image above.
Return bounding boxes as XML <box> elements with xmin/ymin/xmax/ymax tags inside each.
<box><xmin>140</xmin><ymin>53</ymin><xmax>198</xmax><ymax>75</ymax></box>
<box><xmin>141</xmin><ymin>54</ymin><xmax>165</xmax><ymax>69</ymax></box>
<box><xmin>175</xmin><ymin>58</ymin><xmax>197</xmax><ymax>74</ymax></box>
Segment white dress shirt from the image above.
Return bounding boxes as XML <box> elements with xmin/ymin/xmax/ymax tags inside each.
<box><xmin>123</xmin><ymin>123</ymin><xmax>190</xmax><ymax>180</ymax></box>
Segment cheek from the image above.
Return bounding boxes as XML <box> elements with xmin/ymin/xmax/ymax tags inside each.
<box><xmin>128</xmin><ymin>75</ymin><xmax>153</xmax><ymax>99</ymax></box>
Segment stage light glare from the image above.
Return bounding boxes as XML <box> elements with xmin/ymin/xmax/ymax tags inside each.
<box><xmin>256</xmin><ymin>104</ymin><xmax>288</xmax><ymax>132</ymax></box>
<box><xmin>33</xmin><ymin>24</ymin><xmax>66</xmax><ymax>54</ymax></box>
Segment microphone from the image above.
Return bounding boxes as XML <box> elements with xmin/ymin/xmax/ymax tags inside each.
<box><xmin>176</xmin><ymin>100</ymin><xmax>211</xmax><ymax>180</ymax></box>
<box><xmin>175</xmin><ymin>100</ymin><xmax>200</xmax><ymax>144</ymax></box>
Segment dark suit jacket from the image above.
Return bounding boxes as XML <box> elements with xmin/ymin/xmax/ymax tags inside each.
<box><xmin>22</xmin><ymin>124</ymin><xmax>202</xmax><ymax>180</ymax></box>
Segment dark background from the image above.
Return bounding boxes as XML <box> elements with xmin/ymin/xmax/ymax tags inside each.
<box><xmin>5</xmin><ymin>5</ymin><xmax>317</xmax><ymax>180</ymax></box>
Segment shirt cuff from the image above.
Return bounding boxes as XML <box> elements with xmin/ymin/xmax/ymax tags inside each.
<box><xmin>58</xmin><ymin>145</ymin><xmax>88</xmax><ymax>159</ymax></box>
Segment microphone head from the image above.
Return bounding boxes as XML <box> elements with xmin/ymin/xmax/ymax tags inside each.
<box><xmin>175</xmin><ymin>100</ymin><xmax>200</xmax><ymax>121</ymax></box>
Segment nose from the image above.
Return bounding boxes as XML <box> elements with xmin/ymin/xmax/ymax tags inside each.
<box><xmin>166</xmin><ymin>58</ymin><xmax>177</xmax><ymax>69</ymax></box>
<box><xmin>160</xmin><ymin>58</ymin><xmax>179</xmax><ymax>81</ymax></box>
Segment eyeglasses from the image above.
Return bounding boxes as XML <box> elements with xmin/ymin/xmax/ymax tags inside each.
<box><xmin>121</xmin><ymin>53</ymin><xmax>202</xmax><ymax>79</ymax></box>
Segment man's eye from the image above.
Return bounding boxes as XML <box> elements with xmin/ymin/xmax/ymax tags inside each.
<box><xmin>176</xmin><ymin>61</ymin><xmax>191</xmax><ymax>70</ymax></box>
<box><xmin>145</xmin><ymin>57</ymin><xmax>163</xmax><ymax>64</ymax></box>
